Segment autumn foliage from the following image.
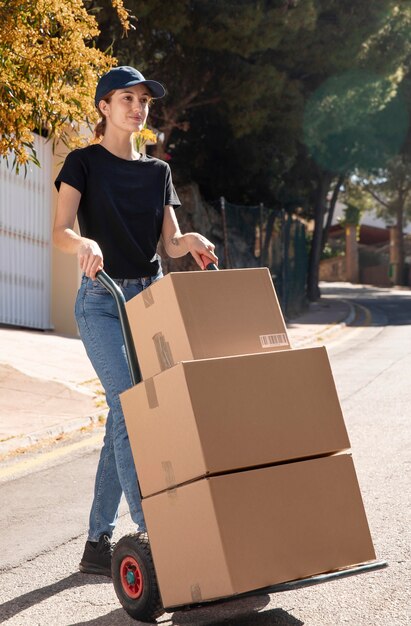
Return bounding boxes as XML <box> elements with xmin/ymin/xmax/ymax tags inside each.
<box><xmin>0</xmin><ymin>0</ymin><xmax>129</xmax><ymax>167</ymax></box>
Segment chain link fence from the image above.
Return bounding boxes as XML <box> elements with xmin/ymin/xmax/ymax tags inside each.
<box><xmin>209</xmin><ymin>197</ymin><xmax>308</xmax><ymax>318</ymax></box>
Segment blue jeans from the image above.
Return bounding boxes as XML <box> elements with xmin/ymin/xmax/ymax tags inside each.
<box><xmin>75</xmin><ymin>273</ymin><xmax>162</xmax><ymax>542</ymax></box>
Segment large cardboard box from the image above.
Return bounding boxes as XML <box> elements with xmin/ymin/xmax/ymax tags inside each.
<box><xmin>125</xmin><ymin>268</ymin><xmax>290</xmax><ymax>380</ymax></box>
<box><xmin>143</xmin><ymin>454</ymin><xmax>376</xmax><ymax>609</ymax></box>
<box><xmin>121</xmin><ymin>347</ymin><xmax>350</xmax><ymax>497</ymax></box>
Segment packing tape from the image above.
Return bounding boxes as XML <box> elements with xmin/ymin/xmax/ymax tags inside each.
<box><xmin>162</xmin><ymin>461</ymin><xmax>176</xmax><ymax>488</ymax></box>
<box><xmin>145</xmin><ymin>378</ymin><xmax>159</xmax><ymax>409</ymax></box>
<box><xmin>142</xmin><ymin>287</ymin><xmax>154</xmax><ymax>308</ymax></box>
<box><xmin>153</xmin><ymin>332</ymin><xmax>175</xmax><ymax>371</ymax></box>
<box><xmin>190</xmin><ymin>583</ymin><xmax>202</xmax><ymax>603</ymax></box>
<box><xmin>166</xmin><ymin>486</ymin><xmax>178</xmax><ymax>500</ymax></box>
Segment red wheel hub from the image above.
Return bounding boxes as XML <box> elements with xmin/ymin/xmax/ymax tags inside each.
<box><xmin>120</xmin><ymin>555</ymin><xmax>144</xmax><ymax>599</ymax></box>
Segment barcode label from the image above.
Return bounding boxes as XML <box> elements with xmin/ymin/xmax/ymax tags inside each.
<box><xmin>260</xmin><ymin>333</ymin><xmax>289</xmax><ymax>348</ymax></box>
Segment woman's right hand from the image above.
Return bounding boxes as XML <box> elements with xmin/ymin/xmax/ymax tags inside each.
<box><xmin>78</xmin><ymin>239</ymin><xmax>104</xmax><ymax>280</ymax></box>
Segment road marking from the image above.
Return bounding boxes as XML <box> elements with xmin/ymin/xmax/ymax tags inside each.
<box><xmin>0</xmin><ymin>432</ymin><xmax>103</xmax><ymax>481</ymax></box>
<box><xmin>354</xmin><ymin>302</ymin><xmax>373</xmax><ymax>326</ymax></box>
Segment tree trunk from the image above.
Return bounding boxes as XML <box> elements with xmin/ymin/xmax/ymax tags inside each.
<box><xmin>322</xmin><ymin>173</ymin><xmax>345</xmax><ymax>249</ymax></box>
<box><xmin>307</xmin><ymin>172</ymin><xmax>333</xmax><ymax>301</ymax></box>
<box><xmin>261</xmin><ymin>209</ymin><xmax>277</xmax><ymax>268</ymax></box>
<box><xmin>394</xmin><ymin>197</ymin><xmax>405</xmax><ymax>285</ymax></box>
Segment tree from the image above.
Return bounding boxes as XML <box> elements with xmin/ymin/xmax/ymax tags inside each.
<box><xmin>345</xmin><ymin>155</ymin><xmax>411</xmax><ymax>285</ymax></box>
<box><xmin>0</xmin><ymin>0</ymin><xmax>129</xmax><ymax>169</ymax></box>
<box><xmin>294</xmin><ymin>1</ymin><xmax>411</xmax><ymax>299</ymax></box>
<box><xmin>92</xmin><ymin>0</ymin><xmax>315</xmax><ymax>166</ymax></box>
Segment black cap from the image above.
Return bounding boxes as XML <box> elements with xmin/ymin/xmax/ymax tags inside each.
<box><xmin>95</xmin><ymin>66</ymin><xmax>165</xmax><ymax>106</ymax></box>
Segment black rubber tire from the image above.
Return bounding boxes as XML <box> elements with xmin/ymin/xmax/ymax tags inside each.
<box><xmin>112</xmin><ymin>532</ymin><xmax>164</xmax><ymax>622</ymax></box>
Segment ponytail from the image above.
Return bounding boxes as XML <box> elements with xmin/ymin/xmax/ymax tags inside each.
<box><xmin>94</xmin><ymin>117</ymin><xmax>106</xmax><ymax>140</ymax></box>
<box><xmin>94</xmin><ymin>90</ymin><xmax>115</xmax><ymax>140</ymax></box>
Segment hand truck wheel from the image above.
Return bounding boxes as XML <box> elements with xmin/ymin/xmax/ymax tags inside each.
<box><xmin>112</xmin><ymin>532</ymin><xmax>164</xmax><ymax>622</ymax></box>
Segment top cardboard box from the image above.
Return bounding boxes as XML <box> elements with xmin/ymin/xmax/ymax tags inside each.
<box><xmin>126</xmin><ymin>268</ymin><xmax>290</xmax><ymax>380</ymax></box>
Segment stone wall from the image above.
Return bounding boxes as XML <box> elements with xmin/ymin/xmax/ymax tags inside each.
<box><xmin>319</xmin><ymin>256</ymin><xmax>346</xmax><ymax>282</ymax></box>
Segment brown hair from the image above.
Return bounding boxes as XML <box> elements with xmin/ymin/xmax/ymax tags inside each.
<box><xmin>94</xmin><ymin>90</ymin><xmax>115</xmax><ymax>140</ymax></box>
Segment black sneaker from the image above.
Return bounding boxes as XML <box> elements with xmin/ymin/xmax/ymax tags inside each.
<box><xmin>79</xmin><ymin>534</ymin><xmax>114</xmax><ymax>577</ymax></box>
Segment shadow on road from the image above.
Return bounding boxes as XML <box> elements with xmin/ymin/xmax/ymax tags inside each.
<box><xmin>321</xmin><ymin>285</ymin><xmax>396</xmax><ymax>297</ymax></box>
<box><xmin>319</xmin><ymin>285</ymin><xmax>411</xmax><ymax>327</ymax></box>
<box><xmin>169</xmin><ymin>605</ymin><xmax>304</xmax><ymax>626</ymax></box>
<box><xmin>68</xmin><ymin>608</ymin><xmax>138</xmax><ymax>625</ymax></box>
<box><xmin>1</xmin><ymin>572</ymin><xmax>303</xmax><ymax>626</ymax></box>
<box><xmin>66</xmin><ymin>593</ymin><xmax>304</xmax><ymax>626</ymax></box>
<box><xmin>349</xmin><ymin>294</ymin><xmax>411</xmax><ymax>327</ymax></box>
<box><xmin>0</xmin><ymin>572</ymin><xmax>108</xmax><ymax>623</ymax></box>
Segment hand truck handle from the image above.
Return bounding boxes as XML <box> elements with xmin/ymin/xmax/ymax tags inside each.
<box><xmin>95</xmin><ymin>270</ymin><xmax>142</xmax><ymax>387</ymax></box>
<box><xmin>200</xmin><ymin>254</ymin><xmax>219</xmax><ymax>271</ymax></box>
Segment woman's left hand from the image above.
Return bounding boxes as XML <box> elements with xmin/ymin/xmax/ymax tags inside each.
<box><xmin>184</xmin><ymin>233</ymin><xmax>218</xmax><ymax>269</ymax></box>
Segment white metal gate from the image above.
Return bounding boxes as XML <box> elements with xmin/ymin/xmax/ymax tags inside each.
<box><xmin>0</xmin><ymin>134</ymin><xmax>52</xmax><ymax>329</ymax></box>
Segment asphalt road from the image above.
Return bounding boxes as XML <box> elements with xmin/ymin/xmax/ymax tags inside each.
<box><xmin>0</xmin><ymin>284</ymin><xmax>410</xmax><ymax>626</ymax></box>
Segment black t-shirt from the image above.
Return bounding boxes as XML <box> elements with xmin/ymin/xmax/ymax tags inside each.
<box><xmin>55</xmin><ymin>144</ymin><xmax>181</xmax><ymax>277</ymax></box>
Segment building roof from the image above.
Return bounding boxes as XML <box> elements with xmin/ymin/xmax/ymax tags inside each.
<box><xmin>326</xmin><ymin>201</ymin><xmax>411</xmax><ymax>234</ymax></box>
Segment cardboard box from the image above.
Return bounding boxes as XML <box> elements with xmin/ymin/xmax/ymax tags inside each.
<box><xmin>125</xmin><ymin>268</ymin><xmax>290</xmax><ymax>379</ymax></box>
<box><xmin>121</xmin><ymin>347</ymin><xmax>350</xmax><ymax>496</ymax></box>
<box><xmin>143</xmin><ymin>454</ymin><xmax>376</xmax><ymax>609</ymax></box>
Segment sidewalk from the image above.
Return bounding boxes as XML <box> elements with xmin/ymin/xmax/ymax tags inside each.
<box><xmin>0</xmin><ymin>293</ymin><xmax>355</xmax><ymax>457</ymax></box>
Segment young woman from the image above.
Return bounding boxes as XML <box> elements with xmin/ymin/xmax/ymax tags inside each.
<box><xmin>53</xmin><ymin>66</ymin><xmax>218</xmax><ymax>576</ymax></box>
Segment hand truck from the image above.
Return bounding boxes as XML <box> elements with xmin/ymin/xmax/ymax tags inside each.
<box><xmin>95</xmin><ymin>261</ymin><xmax>387</xmax><ymax>623</ymax></box>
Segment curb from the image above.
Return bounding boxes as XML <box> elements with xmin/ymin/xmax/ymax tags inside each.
<box><xmin>0</xmin><ymin>411</ymin><xmax>106</xmax><ymax>458</ymax></box>
<box><xmin>292</xmin><ymin>299</ymin><xmax>357</xmax><ymax>348</ymax></box>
